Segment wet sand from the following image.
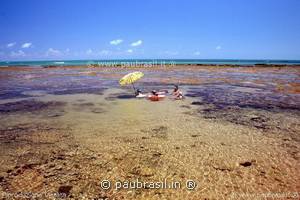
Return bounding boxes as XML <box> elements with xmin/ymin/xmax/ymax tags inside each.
<box><xmin>0</xmin><ymin>65</ymin><xmax>299</xmax><ymax>199</ymax></box>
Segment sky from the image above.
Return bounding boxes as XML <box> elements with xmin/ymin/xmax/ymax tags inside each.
<box><xmin>0</xmin><ymin>0</ymin><xmax>300</xmax><ymax>61</ymax></box>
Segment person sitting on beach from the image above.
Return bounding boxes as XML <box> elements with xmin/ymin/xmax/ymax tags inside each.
<box><xmin>152</xmin><ymin>90</ymin><xmax>159</xmax><ymax>96</ymax></box>
<box><xmin>148</xmin><ymin>90</ymin><xmax>166</xmax><ymax>101</ymax></box>
<box><xmin>172</xmin><ymin>85</ymin><xmax>184</xmax><ymax>99</ymax></box>
<box><xmin>135</xmin><ymin>89</ymin><xmax>147</xmax><ymax>98</ymax></box>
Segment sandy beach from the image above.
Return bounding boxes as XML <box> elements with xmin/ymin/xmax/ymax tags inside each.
<box><xmin>0</xmin><ymin>65</ymin><xmax>299</xmax><ymax>199</ymax></box>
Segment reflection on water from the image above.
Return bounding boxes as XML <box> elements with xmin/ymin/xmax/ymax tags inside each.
<box><xmin>186</xmin><ymin>84</ymin><xmax>300</xmax><ymax>111</ymax></box>
<box><xmin>1</xmin><ymin>66</ymin><xmax>299</xmax><ymax>110</ymax></box>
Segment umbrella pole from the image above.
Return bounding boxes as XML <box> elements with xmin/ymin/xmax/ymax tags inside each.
<box><xmin>132</xmin><ymin>82</ymin><xmax>136</xmax><ymax>93</ymax></box>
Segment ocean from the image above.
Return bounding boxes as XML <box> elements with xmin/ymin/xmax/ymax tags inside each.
<box><xmin>0</xmin><ymin>59</ymin><xmax>300</xmax><ymax>67</ymax></box>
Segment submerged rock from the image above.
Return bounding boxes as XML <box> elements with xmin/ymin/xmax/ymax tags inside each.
<box><xmin>0</xmin><ymin>100</ymin><xmax>66</xmax><ymax>114</ymax></box>
<box><xmin>58</xmin><ymin>185</ymin><xmax>73</xmax><ymax>196</ymax></box>
<box><xmin>239</xmin><ymin>161</ymin><xmax>252</xmax><ymax>167</ymax></box>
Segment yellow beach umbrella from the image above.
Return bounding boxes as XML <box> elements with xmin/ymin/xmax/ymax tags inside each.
<box><xmin>119</xmin><ymin>71</ymin><xmax>144</xmax><ymax>92</ymax></box>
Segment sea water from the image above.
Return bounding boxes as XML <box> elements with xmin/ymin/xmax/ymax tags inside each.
<box><xmin>1</xmin><ymin>59</ymin><xmax>300</xmax><ymax>67</ymax></box>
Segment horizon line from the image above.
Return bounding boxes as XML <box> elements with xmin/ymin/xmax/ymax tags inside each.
<box><xmin>2</xmin><ymin>58</ymin><xmax>300</xmax><ymax>62</ymax></box>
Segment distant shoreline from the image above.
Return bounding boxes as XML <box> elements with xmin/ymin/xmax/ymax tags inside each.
<box><xmin>1</xmin><ymin>64</ymin><xmax>300</xmax><ymax>70</ymax></box>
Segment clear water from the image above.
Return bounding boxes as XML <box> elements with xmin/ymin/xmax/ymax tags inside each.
<box><xmin>1</xmin><ymin>59</ymin><xmax>300</xmax><ymax>67</ymax></box>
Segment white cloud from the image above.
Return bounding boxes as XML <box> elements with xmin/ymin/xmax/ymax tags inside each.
<box><xmin>110</xmin><ymin>39</ymin><xmax>123</xmax><ymax>45</ymax></box>
<box><xmin>7</xmin><ymin>42</ymin><xmax>16</xmax><ymax>48</ymax></box>
<box><xmin>126</xmin><ymin>49</ymin><xmax>133</xmax><ymax>53</ymax></box>
<box><xmin>64</xmin><ymin>48</ymin><xmax>70</xmax><ymax>55</ymax></box>
<box><xmin>10</xmin><ymin>50</ymin><xmax>26</xmax><ymax>57</ymax></box>
<box><xmin>85</xmin><ymin>49</ymin><xmax>111</xmax><ymax>56</ymax></box>
<box><xmin>99</xmin><ymin>50</ymin><xmax>111</xmax><ymax>56</ymax></box>
<box><xmin>22</xmin><ymin>43</ymin><xmax>32</xmax><ymax>48</ymax></box>
<box><xmin>131</xmin><ymin>40</ymin><xmax>142</xmax><ymax>47</ymax></box>
<box><xmin>86</xmin><ymin>49</ymin><xmax>93</xmax><ymax>55</ymax></box>
<box><xmin>46</xmin><ymin>48</ymin><xmax>62</xmax><ymax>56</ymax></box>
<box><xmin>194</xmin><ymin>51</ymin><xmax>201</xmax><ymax>56</ymax></box>
<box><xmin>216</xmin><ymin>46</ymin><xmax>221</xmax><ymax>50</ymax></box>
